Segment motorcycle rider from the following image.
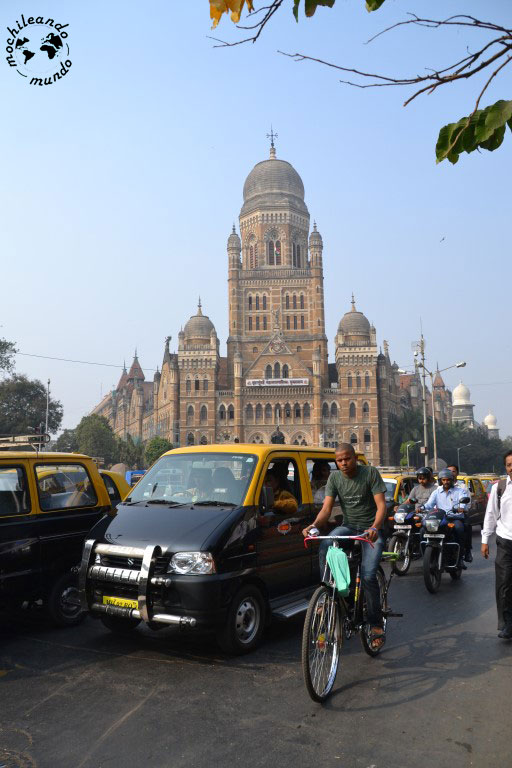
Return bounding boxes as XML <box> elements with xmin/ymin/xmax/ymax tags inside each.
<box><xmin>422</xmin><ymin>468</ymin><xmax>470</xmax><ymax>566</ymax></box>
<box><xmin>447</xmin><ymin>463</ymin><xmax>473</xmax><ymax>562</ymax></box>
<box><xmin>406</xmin><ymin>467</ymin><xmax>437</xmax><ymax>509</ymax></box>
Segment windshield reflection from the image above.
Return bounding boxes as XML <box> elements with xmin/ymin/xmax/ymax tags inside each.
<box><xmin>127</xmin><ymin>452</ymin><xmax>257</xmax><ymax>508</ymax></box>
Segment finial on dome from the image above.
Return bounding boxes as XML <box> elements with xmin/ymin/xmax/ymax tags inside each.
<box><xmin>134</xmin><ymin>347</ymin><xmax>138</xmax><ymax>358</ymax></box>
<box><xmin>313</xmin><ymin>221</ymin><xmax>317</xmax><ymax>232</ymax></box>
<box><xmin>232</xmin><ymin>223</ymin><xmax>236</xmax><ymax>233</ymax></box>
<box><xmin>351</xmin><ymin>293</ymin><xmax>356</xmax><ymax>311</ymax></box>
<box><xmin>197</xmin><ymin>297</ymin><xmax>202</xmax><ymax>315</ymax></box>
<box><xmin>266</xmin><ymin>125</ymin><xmax>278</xmax><ymax>159</ymax></box>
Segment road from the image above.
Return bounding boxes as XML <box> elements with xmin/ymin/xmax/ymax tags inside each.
<box><xmin>1</xmin><ymin>536</ymin><xmax>510</xmax><ymax>768</ymax></box>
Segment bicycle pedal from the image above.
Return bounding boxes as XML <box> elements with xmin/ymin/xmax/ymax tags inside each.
<box><xmin>384</xmin><ymin>611</ymin><xmax>403</xmax><ymax>618</ymax></box>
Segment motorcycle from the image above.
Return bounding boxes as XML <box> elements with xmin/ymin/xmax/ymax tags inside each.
<box><xmin>386</xmin><ymin>502</ymin><xmax>424</xmax><ymax>576</ymax></box>
<box><xmin>420</xmin><ymin>500</ymin><xmax>469</xmax><ymax>593</ymax></box>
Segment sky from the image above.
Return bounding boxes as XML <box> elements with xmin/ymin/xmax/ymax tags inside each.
<box><xmin>1</xmin><ymin>0</ymin><xmax>510</xmax><ymax>436</ymax></box>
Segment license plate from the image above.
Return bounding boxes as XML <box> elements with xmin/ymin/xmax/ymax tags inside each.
<box><xmin>394</xmin><ymin>525</ymin><xmax>411</xmax><ymax>530</ymax></box>
<box><xmin>103</xmin><ymin>596</ymin><xmax>138</xmax><ymax>609</ymax></box>
<box><xmin>425</xmin><ymin>534</ymin><xmax>445</xmax><ymax>538</ymax></box>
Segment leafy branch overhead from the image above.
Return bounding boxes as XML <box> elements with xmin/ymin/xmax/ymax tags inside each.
<box><xmin>209</xmin><ymin>1</ymin><xmax>512</xmax><ymax>163</ymax></box>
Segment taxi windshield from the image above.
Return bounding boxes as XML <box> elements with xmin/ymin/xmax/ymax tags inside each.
<box><xmin>127</xmin><ymin>452</ymin><xmax>257</xmax><ymax>507</ymax></box>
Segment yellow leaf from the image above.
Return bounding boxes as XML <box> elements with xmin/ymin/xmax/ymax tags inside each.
<box><xmin>210</xmin><ymin>0</ymin><xmax>254</xmax><ymax>28</ymax></box>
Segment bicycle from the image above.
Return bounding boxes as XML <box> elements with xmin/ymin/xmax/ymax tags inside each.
<box><xmin>301</xmin><ymin>532</ymin><xmax>402</xmax><ymax>703</ymax></box>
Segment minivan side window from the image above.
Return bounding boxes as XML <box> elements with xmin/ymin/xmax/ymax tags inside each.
<box><xmin>262</xmin><ymin>458</ymin><xmax>303</xmax><ymax>516</ymax></box>
<box><xmin>306</xmin><ymin>459</ymin><xmax>342</xmax><ymax>521</ymax></box>
<box><xmin>35</xmin><ymin>464</ymin><xmax>98</xmax><ymax>511</ymax></box>
<box><xmin>102</xmin><ymin>474</ymin><xmax>121</xmax><ymax>505</ymax></box>
<box><xmin>0</xmin><ymin>466</ymin><xmax>31</xmax><ymax>516</ymax></box>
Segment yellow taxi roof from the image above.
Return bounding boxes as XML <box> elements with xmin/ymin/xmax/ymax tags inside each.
<box><xmin>165</xmin><ymin>443</ymin><xmax>366</xmax><ymax>460</ymax></box>
<box><xmin>0</xmin><ymin>451</ymin><xmax>92</xmax><ymax>461</ymax></box>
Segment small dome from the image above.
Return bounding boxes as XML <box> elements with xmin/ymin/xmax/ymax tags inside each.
<box><xmin>338</xmin><ymin>296</ymin><xmax>371</xmax><ymax>338</ymax></box>
<box><xmin>309</xmin><ymin>222</ymin><xmax>323</xmax><ymax>246</ymax></box>
<box><xmin>452</xmin><ymin>381</ymin><xmax>471</xmax><ymax>406</ymax></box>
<box><xmin>183</xmin><ymin>299</ymin><xmax>215</xmax><ymax>343</ymax></box>
<box><xmin>241</xmin><ymin>147</ymin><xmax>308</xmax><ymax>217</ymax></box>
<box><xmin>228</xmin><ymin>225</ymin><xmax>241</xmax><ymax>249</ymax></box>
<box><xmin>484</xmin><ymin>411</ymin><xmax>498</xmax><ymax>428</ymax></box>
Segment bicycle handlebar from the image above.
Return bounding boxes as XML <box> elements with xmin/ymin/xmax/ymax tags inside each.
<box><xmin>304</xmin><ymin>534</ymin><xmax>375</xmax><ymax>549</ymax></box>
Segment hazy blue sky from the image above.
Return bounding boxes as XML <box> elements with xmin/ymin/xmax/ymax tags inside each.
<box><xmin>1</xmin><ymin>0</ymin><xmax>510</xmax><ymax>435</ymax></box>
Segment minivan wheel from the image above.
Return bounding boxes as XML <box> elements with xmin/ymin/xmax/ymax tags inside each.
<box><xmin>100</xmin><ymin>614</ymin><xmax>141</xmax><ymax>634</ymax></box>
<box><xmin>47</xmin><ymin>572</ymin><xmax>85</xmax><ymax>627</ymax></box>
<box><xmin>216</xmin><ymin>585</ymin><xmax>265</xmax><ymax>655</ymax></box>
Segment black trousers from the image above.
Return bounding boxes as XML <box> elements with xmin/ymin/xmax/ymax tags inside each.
<box><xmin>495</xmin><ymin>535</ymin><xmax>512</xmax><ymax>630</ymax></box>
<box><xmin>464</xmin><ymin>520</ymin><xmax>473</xmax><ymax>551</ymax></box>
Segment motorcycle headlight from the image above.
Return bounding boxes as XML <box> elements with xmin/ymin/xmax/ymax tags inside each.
<box><xmin>167</xmin><ymin>552</ymin><xmax>216</xmax><ymax>575</ymax></box>
<box><xmin>425</xmin><ymin>519</ymin><xmax>440</xmax><ymax>533</ymax></box>
<box><xmin>394</xmin><ymin>511</ymin><xmax>406</xmax><ymax>524</ymax></box>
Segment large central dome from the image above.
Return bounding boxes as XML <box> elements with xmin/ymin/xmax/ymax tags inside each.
<box><xmin>241</xmin><ymin>146</ymin><xmax>308</xmax><ymax>217</ymax></box>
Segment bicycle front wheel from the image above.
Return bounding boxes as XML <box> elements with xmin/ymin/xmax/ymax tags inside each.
<box><xmin>302</xmin><ymin>585</ymin><xmax>342</xmax><ymax>703</ymax></box>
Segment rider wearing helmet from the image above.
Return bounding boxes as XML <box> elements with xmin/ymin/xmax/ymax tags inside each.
<box><xmin>406</xmin><ymin>467</ymin><xmax>437</xmax><ymax>509</ymax></box>
<box><xmin>422</xmin><ymin>468</ymin><xmax>470</xmax><ymax>566</ymax></box>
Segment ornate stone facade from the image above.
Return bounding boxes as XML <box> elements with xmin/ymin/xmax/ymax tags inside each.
<box><xmin>92</xmin><ymin>146</ymin><xmax>408</xmax><ymax>464</ymax></box>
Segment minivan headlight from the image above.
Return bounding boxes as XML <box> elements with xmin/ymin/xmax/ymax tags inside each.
<box><xmin>425</xmin><ymin>518</ymin><xmax>440</xmax><ymax>533</ymax></box>
<box><xmin>394</xmin><ymin>511</ymin><xmax>406</xmax><ymax>524</ymax></box>
<box><xmin>167</xmin><ymin>552</ymin><xmax>216</xmax><ymax>575</ymax></box>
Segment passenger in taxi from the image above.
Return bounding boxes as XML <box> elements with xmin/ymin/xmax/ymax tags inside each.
<box><xmin>311</xmin><ymin>460</ymin><xmax>331</xmax><ymax>504</ymax></box>
<box><xmin>264</xmin><ymin>467</ymin><xmax>298</xmax><ymax>515</ymax></box>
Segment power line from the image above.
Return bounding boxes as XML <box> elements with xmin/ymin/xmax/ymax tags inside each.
<box><xmin>16</xmin><ymin>351</ymin><xmax>157</xmax><ymax>372</ymax></box>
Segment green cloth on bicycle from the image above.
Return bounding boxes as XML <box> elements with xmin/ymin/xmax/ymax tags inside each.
<box><xmin>326</xmin><ymin>546</ymin><xmax>351</xmax><ymax>596</ymax></box>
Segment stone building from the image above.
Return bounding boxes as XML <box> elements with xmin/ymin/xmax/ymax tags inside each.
<box><xmin>451</xmin><ymin>381</ymin><xmax>475</xmax><ymax>428</ymax></box>
<box><xmin>483</xmin><ymin>411</ymin><xmax>500</xmax><ymax>439</ymax></box>
<box><xmin>92</xmin><ymin>144</ymin><xmax>406</xmax><ymax>464</ymax></box>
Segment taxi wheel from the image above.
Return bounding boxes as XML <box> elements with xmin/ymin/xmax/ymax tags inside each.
<box><xmin>100</xmin><ymin>614</ymin><xmax>141</xmax><ymax>634</ymax></box>
<box><xmin>47</xmin><ymin>572</ymin><xmax>85</xmax><ymax>627</ymax></box>
<box><xmin>216</xmin><ymin>585</ymin><xmax>265</xmax><ymax>655</ymax></box>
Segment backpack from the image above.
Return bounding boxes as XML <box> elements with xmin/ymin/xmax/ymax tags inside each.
<box><xmin>497</xmin><ymin>478</ymin><xmax>507</xmax><ymax>517</ymax></box>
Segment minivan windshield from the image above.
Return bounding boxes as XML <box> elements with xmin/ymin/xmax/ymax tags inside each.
<box><xmin>127</xmin><ymin>452</ymin><xmax>257</xmax><ymax>507</ymax></box>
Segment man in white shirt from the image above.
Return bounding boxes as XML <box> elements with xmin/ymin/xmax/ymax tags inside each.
<box><xmin>481</xmin><ymin>450</ymin><xmax>512</xmax><ymax>639</ymax></box>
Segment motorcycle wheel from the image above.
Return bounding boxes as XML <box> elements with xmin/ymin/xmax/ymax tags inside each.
<box><xmin>423</xmin><ymin>546</ymin><xmax>442</xmax><ymax>594</ymax></box>
<box><xmin>388</xmin><ymin>535</ymin><xmax>411</xmax><ymax>576</ymax></box>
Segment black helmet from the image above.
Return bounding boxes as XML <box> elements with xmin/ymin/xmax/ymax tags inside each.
<box><xmin>438</xmin><ymin>468</ymin><xmax>454</xmax><ymax>480</ymax></box>
<box><xmin>416</xmin><ymin>467</ymin><xmax>432</xmax><ymax>479</ymax></box>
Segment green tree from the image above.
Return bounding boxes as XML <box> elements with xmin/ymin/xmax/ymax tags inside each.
<box><xmin>0</xmin><ymin>374</ymin><xmax>63</xmax><ymax>435</ymax></box>
<box><xmin>0</xmin><ymin>337</ymin><xmax>16</xmax><ymax>374</ymax></box>
<box><xmin>54</xmin><ymin>428</ymin><xmax>78</xmax><ymax>452</ymax></box>
<box><xmin>212</xmin><ymin>1</ymin><xmax>512</xmax><ymax>164</ymax></box>
<box><xmin>116</xmin><ymin>435</ymin><xmax>144</xmax><ymax>468</ymax></box>
<box><xmin>75</xmin><ymin>414</ymin><xmax>118</xmax><ymax>464</ymax></box>
<box><xmin>144</xmin><ymin>436</ymin><xmax>173</xmax><ymax>467</ymax></box>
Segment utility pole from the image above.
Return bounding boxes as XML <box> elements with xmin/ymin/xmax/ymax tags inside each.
<box><xmin>44</xmin><ymin>379</ymin><xmax>50</xmax><ymax>447</ymax></box>
<box><xmin>417</xmin><ymin>334</ymin><xmax>429</xmax><ymax>464</ymax></box>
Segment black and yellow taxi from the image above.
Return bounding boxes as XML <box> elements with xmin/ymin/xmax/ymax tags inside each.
<box><xmin>456</xmin><ymin>474</ymin><xmax>488</xmax><ymax>526</ymax></box>
<box><xmin>80</xmin><ymin>443</ymin><xmax>367</xmax><ymax>654</ymax></box>
<box><xmin>0</xmin><ymin>437</ymin><xmax>112</xmax><ymax>625</ymax></box>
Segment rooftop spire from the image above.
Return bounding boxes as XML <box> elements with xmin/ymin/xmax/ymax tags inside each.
<box><xmin>134</xmin><ymin>347</ymin><xmax>138</xmax><ymax>358</ymax></box>
<box><xmin>351</xmin><ymin>293</ymin><xmax>356</xmax><ymax>311</ymax></box>
<box><xmin>313</xmin><ymin>221</ymin><xmax>317</xmax><ymax>231</ymax></box>
<box><xmin>197</xmin><ymin>297</ymin><xmax>203</xmax><ymax>316</ymax></box>
<box><xmin>266</xmin><ymin>125</ymin><xmax>278</xmax><ymax>159</ymax></box>
<box><xmin>232</xmin><ymin>223</ymin><xmax>236</xmax><ymax>233</ymax></box>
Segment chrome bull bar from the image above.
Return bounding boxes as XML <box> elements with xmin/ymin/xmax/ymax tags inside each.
<box><xmin>79</xmin><ymin>539</ymin><xmax>196</xmax><ymax>628</ymax></box>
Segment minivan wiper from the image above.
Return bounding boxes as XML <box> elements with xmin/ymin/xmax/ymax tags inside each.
<box><xmin>192</xmin><ymin>500</ymin><xmax>237</xmax><ymax>507</ymax></box>
<box><xmin>145</xmin><ymin>499</ymin><xmax>186</xmax><ymax>506</ymax></box>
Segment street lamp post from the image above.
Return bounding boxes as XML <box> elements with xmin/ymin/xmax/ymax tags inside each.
<box><xmin>406</xmin><ymin>440</ymin><xmax>422</xmax><ymax>469</ymax></box>
<box><xmin>457</xmin><ymin>443</ymin><xmax>472</xmax><ymax>472</ymax></box>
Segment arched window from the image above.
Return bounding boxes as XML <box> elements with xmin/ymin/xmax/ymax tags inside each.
<box><xmin>331</xmin><ymin>402</ymin><xmax>338</xmax><ymax>419</ymax></box>
<box><xmin>356</xmin><ymin>373</ymin><xmax>362</xmax><ymax>389</ymax></box>
<box><xmin>322</xmin><ymin>402</ymin><xmax>329</xmax><ymax>419</ymax></box>
<box><xmin>275</xmin><ymin>240</ymin><xmax>281</xmax><ymax>265</ymax></box>
<box><xmin>186</xmin><ymin>378</ymin><xmax>191</xmax><ymax>393</ymax></box>
<box><xmin>293</xmin><ymin>316</ymin><xmax>297</xmax><ymax>330</ymax></box>
<box><xmin>286</xmin><ymin>316</ymin><xmax>290</xmax><ymax>330</ymax></box>
<box><xmin>248</xmin><ymin>317</ymin><xmax>252</xmax><ymax>331</ymax></box>
<box><xmin>292</xmin><ymin>242</ymin><xmax>296</xmax><ymax>267</ymax></box>
<box><xmin>219</xmin><ymin>404</ymin><xmax>226</xmax><ymax>421</ymax></box>
<box><xmin>200</xmin><ymin>435</ymin><xmax>208</xmax><ymax>445</ymax></box>
<box><xmin>194</xmin><ymin>378</ymin><xmax>199</xmax><ymax>391</ymax></box>
<box><xmin>255</xmin><ymin>404</ymin><xmax>263</xmax><ymax>422</ymax></box>
<box><xmin>296</xmin><ymin>244</ymin><xmax>301</xmax><ymax>267</ymax></box>
<box><xmin>300</xmin><ymin>294</ymin><xmax>304</xmax><ymax>309</ymax></box>
<box><xmin>256</xmin><ymin>317</ymin><xmax>260</xmax><ymax>330</ymax></box>
<box><xmin>274</xmin><ymin>362</ymin><xmax>281</xmax><ymax>379</ymax></box>
<box><xmin>265</xmin><ymin>364</ymin><xmax>272</xmax><ymax>379</ymax></box>
<box><xmin>255</xmin><ymin>295</ymin><xmax>260</xmax><ymax>310</ymax></box>
<box><xmin>228</xmin><ymin>405</ymin><xmax>234</xmax><ymax>421</ymax></box>
<box><xmin>248</xmin><ymin>295</ymin><xmax>252</xmax><ymax>310</ymax></box>
<box><xmin>349</xmin><ymin>402</ymin><xmax>356</xmax><ymax>420</ymax></box>
<box><xmin>187</xmin><ymin>432</ymin><xmax>195</xmax><ymax>445</ymax></box>
<box><xmin>362</xmin><ymin>401</ymin><xmax>370</xmax><ymax>420</ymax></box>
<box><xmin>245</xmin><ymin>404</ymin><xmax>254</xmax><ymax>422</ymax></box>
<box><xmin>186</xmin><ymin>405</ymin><xmax>194</xmax><ymax>425</ymax></box>
<box><xmin>350</xmin><ymin>432</ymin><xmax>358</xmax><ymax>445</ymax></box>
<box><xmin>285</xmin><ymin>294</ymin><xmax>290</xmax><ymax>310</ymax></box>
<box><xmin>263</xmin><ymin>316</ymin><xmax>267</xmax><ymax>330</ymax></box>
<box><xmin>364</xmin><ymin>429</ymin><xmax>371</xmax><ymax>444</ymax></box>
<box><xmin>275</xmin><ymin>404</ymin><xmax>281</xmax><ymax>420</ymax></box>
<box><xmin>282</xmin><ymin>364</ymin><xmax>289</xmax><ymax>378</ymax></box>
<box><xmin>203</xmin><ymin>378</ymin><xmax>208</xmax><ymax>392</ymax></box>
<box><xmin>365</xmin><ymin>373</ymin><xmax>370</xmax><ymax>390</ymax></box>
<box><xmin>262</xmin><ymin>295</ymin><xmax>267</xmax><ymax>310</ymax></box>
<box><xmin>268</xmin><ymin>240</ymin><xmax>275</xmax><ymax>265</ymax></box>
<box><xmin>294</xmin><ymin>403</ymin><xmax>301</xmax><ymax>418</ymax></box>
<box><xmin>200</xmin><ymin>405</ymin><xmax>207</xmax><ymax>424</ymax></box>
<box><xmin>300</xmin><ymin>315</ymin><xmax>305</xmax><ymax>329</ymax></box>
<box><xmin>347</xmin><ymin>374</ymin><xmax>353</xmax><ymax>390</ymax></box>
<box><xmin>284</xmin><ymin>402</ymin><xmax>291</xmax><ymax>419</ymax></box>
<box><xmin>265</xmin><ymin>403</ymin><xmax>272</xmax><ymax>422</ymax></box>
<box><xmin>293</xmin><ymin>294</ymin><xmax>297</xmax><ymax>309</ymax></box>
<box><xmin>303</xmin><ymin>403</ymin><xmax>311</xmax><ymax>422</ymax></box>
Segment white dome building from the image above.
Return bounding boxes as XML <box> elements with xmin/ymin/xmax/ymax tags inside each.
<box><xmin>451</xmin><ymin>381</ymin><xmax>475</xmax><ymax>428</ymax></box>
<box><xmin>484</xmin><ymin>411</ymin><xmax>500</xmax><ymax>439</ymax></box>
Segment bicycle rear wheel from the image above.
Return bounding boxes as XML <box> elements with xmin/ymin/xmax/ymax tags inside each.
<box><xmin>302</xmin><ymin>585</ymin><xmax>342</xmax><ymax>702</ymax></box>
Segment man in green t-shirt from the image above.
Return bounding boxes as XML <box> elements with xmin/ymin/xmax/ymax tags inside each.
<box><xmin>302</xmin><ymin>443</ymin><xmax>387</xmax><ymax>647</ymax></box>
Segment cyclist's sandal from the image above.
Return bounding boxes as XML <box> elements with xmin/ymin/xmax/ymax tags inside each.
<box><xmin>369</xmin><ymin>627</ymin><xmax>385</xmax><ymax>650</ymax></box>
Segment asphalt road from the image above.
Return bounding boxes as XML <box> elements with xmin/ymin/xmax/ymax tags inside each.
<box><xmin>1</xmin><ymin>535</ymin><xmax>510</xmax><ymax>768</ymax></box>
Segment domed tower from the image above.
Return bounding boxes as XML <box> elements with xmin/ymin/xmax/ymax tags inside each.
<box><xmin>178</xmin><ymin>299</ymin><xmax>219</xmax><ymax>447</ymax></box>
<box><xmin>451</xmin><ymin>381</ymin><xmax>475</xmax><ymax>428</ymax></box>
<box><xmin>484</xmin><ymin>411</ymin><xmax>500</xmax><ymax>439</ymax></box>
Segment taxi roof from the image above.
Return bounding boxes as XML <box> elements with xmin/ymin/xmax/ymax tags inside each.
<box><xmin>165</xmin><ymin>443</ymin><xmax>366</xmax><ymax>460</ymax></box>
<box><xmin>0</xmin><ymin>451</ymin><xmax>91</xmax><ymax>461</ymax></box>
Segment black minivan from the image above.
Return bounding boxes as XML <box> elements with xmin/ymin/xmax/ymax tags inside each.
<box><xmin>80</xmin><ymin>444</ymin><xmax>367</xmax><ymax>653</ymax></box>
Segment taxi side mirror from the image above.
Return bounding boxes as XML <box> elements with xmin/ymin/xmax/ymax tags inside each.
<box><xmin>259</xmin><ymin>486</ymin><xmax>274</xmax><ymax>514</ymax></box>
